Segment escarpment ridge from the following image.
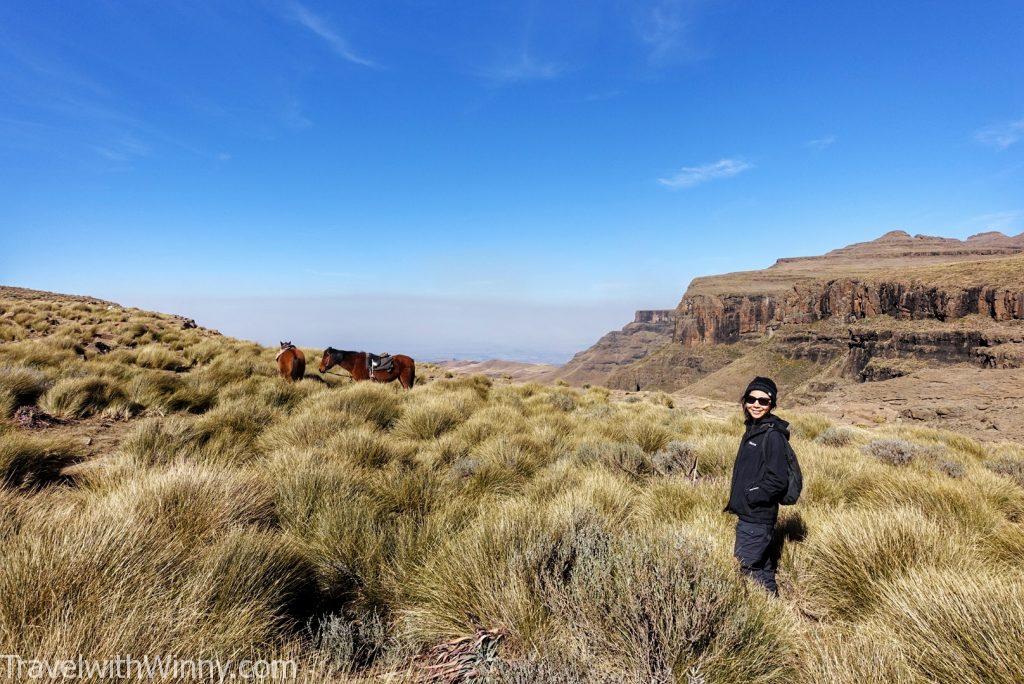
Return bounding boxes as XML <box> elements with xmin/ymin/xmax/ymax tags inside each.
<box><xmin>557</xmin><ymin>231</ymin><xmax>1024</xmax><ymax>439</ymax></box>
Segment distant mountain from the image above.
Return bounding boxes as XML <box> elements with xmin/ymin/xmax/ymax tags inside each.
<box><xmin>555</xmin><ymin>231</ymin><xmax>1024</xmax><ymax>439</ymax></box>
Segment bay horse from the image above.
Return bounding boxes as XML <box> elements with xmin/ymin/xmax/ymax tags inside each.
<box><xmin>276</xmin><ymin>341</ymin><xmax>305</xmax><ymax>382</ymax></box>
<box><xmin>319</xmin><ymin>348</ymin><xmax>415</xmax><ymax>389</ymax></box>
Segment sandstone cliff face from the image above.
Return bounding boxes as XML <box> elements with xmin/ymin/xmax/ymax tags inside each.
<box><xmin>675</xmin><ymin>281</ymin><xmax>1024</xmax><ymax>347</ymax></box>
<box><xmin>558</xmin><ymin>231</ymin><xmax>1024</xmax><ymax>401</ymax></box>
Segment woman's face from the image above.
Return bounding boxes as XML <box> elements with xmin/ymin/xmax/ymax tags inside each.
<box><xmin>744</xmin><ymin>389</ymin><xmax>772</xmax><ymax>420</ymax></box>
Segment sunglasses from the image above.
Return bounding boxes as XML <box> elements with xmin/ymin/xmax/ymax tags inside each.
<box><xmin>744</xmin><ymin>395</ymin><xmax>772</xmax><ymax>407</ymax></box>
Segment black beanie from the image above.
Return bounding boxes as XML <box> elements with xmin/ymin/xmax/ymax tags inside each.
<box><xmin>744</xmin><ymin>376</ymin><xmax>778</xmax><ymax>406</ymax></box>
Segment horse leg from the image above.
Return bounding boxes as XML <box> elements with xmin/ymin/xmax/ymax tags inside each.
<box><xmin>399</xmin><ymin>363</ymin><xmax>414</xmax><ymax>389</ymax></box>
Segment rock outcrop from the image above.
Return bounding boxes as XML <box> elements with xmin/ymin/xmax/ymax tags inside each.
<box><xmin>557</xmin><ymin>231</ymin><xmax>1024</xmax><ymax>400</ymax></box>
<box><xmin>676</xmin><ymin>281</ymin><xmax>1024</xmax><ymax>347</ymax></box>
<box><xmin>555</xmin><ymin>309</ymin><xmax>676</xmax><ymax>386</ymax></box>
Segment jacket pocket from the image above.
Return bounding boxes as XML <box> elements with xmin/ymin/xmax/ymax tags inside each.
<box><xmin>745</xmin><ymin>484</ymin><xmax>769</xmax><ymax>507</ymax></box>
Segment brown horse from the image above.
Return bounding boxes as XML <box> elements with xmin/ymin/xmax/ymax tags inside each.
<box><xmin>319</xmin><ymin>348</ymin><xmax>415</xmax><ymax>389</ymax></box>
<box><xmin>276</xmin><ymin>341</ymin><xmax>305</xmax><ymax>382</ymax></box>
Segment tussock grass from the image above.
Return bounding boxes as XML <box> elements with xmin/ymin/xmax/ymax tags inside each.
<box><xmin>134</xmin><ymin>343</ymin><xmax>188</xmax><ymax>371</ymax></box>
<box><xmin>392</xmin><ymin>391</ymin><xmax>478</xmax><ymax>441</ymax></box>
<box><xmin>322</xmin><ymin>382</ymin><xmax>404</xmax><ymax>430</ymax></box>
<box><xmin>117</xmin><ymin>415</ymin><xmax>197</xmax><ymax>468</ymax></box>
<box><xmin>3</xmin><ymin>289</ymin><xmax>1024</xmax><ymax>680</ymax></box>
<box><xmin>40</xmin><ymin>375</ymin><xmax>134</xmax><ymax>419</ymax></box>
<box><xmin>0</xmin><ymin>432</ymin><xmax>84</xmax><ymax>489</ymax></box>
<box><xmin>868</xmin><ymin>568</ymin><xmax>1024</xmax><ymax>684</ymax></box>
<box><xmin>187</xmin><ymin>398</ymin><xmax>279</xmax><ymax>465</ymax></box>
<box><xmin>0</xmin><ymin>365</ymin><xmax>49</xmax><ymax>416</ymax></box>
<box><xmin>799</xmin><ymin>507</ymin><xmax>963</xmax><ymax>619</ymax></box>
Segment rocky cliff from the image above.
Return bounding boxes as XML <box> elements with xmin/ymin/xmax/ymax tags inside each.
<box><xmin>556</xmin><ymin>231</ymin><xmax>1024</xmax><ymax>438</ymax></box>
<box><xmin>554</xmin><ymin>309</ymin><xmax>676</xmax><ymax>386</ymax></box>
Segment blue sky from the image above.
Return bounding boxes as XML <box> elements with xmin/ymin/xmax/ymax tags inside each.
<box><xmin>2</xmin><ymin>1</ymin><xmax>1022</xmax><ymax>362</ymax></box>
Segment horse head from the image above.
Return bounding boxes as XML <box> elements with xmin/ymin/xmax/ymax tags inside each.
<box><xmin>280</xmin><ymin>341</ymin><xmax>292</xmax><ymax>349</ymax></box>
<box><xmin>319</xmin><ymin>347</ymin><xmax>338</xmax><ymax>374</ymax></box>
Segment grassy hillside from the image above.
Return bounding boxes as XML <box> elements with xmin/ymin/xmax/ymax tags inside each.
<box><xmin>2</xmin><ymin>288</ymin><xmax>1024</xmax><ymax>682</ymax></box>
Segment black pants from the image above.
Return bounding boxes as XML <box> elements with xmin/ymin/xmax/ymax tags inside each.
<box><xmin>733</xmin><ymin>519</ymin><xmax>783</xmax><ymax>595</ymax></box>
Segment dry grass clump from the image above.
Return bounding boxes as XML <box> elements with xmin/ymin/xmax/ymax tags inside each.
<box><xmin>0</xmin><ymin>339</ymin><xmax>78</xmax><ymax>369</ymax></box>
<box><xmin>0</xmin><ymin>432</ymin><xmax>84</xmax><ymax>489</ymax></box>
<box><xmin>186</xmin><ymin>398</ymin><xmax>279</xmax><ymax>465</ymax></box>
<box><xmin>0</xmin><ymin>500</ymin><xmax>318</xmax><ymax>660</ymax></box>
<box><xmin>803</xmin><ymin>625</ymin><xmax>918</xmax><ymax>684</ymax></box>
<box><xmin>0</xmin><ymin>365</ymin><xmax>49</xmax><ymax>416</ymax></box>
<box><xmin>785</xmin><ymin>412</ymin><xmax>832</xmax><ymax>440</ymax></box>
<box><xmin>40</xmin><ymin>375</ymin><xmax>134</xmax><ymax>419</ymax></box>
<box><xmin>798</xmin><ymin>507</ymin><xmax>962</xmax><ymax>620</ymax></box>
<box><xmin>126</xmin><ymin>371</ymin><xmax>218</xmax><ymax>413</ymax></box>
<box><xmin>867</xmin><ymin>568</ymin><xmax>1024</xmax><ymax>684</ymax></box>
<box><xmin>328</xmin><ymin>427</ymin><xmax>399</xmax><ymax>469</ymax></box>
<box><xmin>117</xmin><ymin>415</ymin><xmax>197</xmax><ymax>468</ymax></box>
<box><xmin>392</xmin><ymin>391</ymin><xmax>478</xmax><ymax>441</ymax></box>
<box><xmin>134</xmin><ymin>343</ymin><xmax>188</xmax><ymax>371</ymax></box>
<box><xmin>323</xmin><ymin>382</ymin><xmax>404</xmax><ymax>430</ymax></box>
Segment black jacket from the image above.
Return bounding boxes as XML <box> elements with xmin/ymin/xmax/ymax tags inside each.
<box><xmin>724</xmin><ymin>414</ymin><xmax>791</xmax><ymax>524</ymax></box>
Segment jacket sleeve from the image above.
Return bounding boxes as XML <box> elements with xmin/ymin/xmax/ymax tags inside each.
<box><xmin>746</xmin><ymin>430</ymin><xmax>789</xmax><ymax>505</ymax></box>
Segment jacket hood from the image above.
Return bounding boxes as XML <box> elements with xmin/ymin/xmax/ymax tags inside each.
<box><xmin>744</xmin><ymin>413</ymin><xmax>790</xmax><ymax>439</ymax></box>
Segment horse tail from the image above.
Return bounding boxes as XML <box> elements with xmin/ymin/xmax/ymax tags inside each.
<box><xmin>293</xmin><ymin>352</ymin><xmax>306</xmax><ymax>381</ymax></box>
<box><xmin>408</xmin><ymin>361</ymin><xmax>415</xmax><ymax>389</ymax></box>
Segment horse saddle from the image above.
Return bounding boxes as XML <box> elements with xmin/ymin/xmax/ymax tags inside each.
<box><xmin>368</xmin><ymin>353</ymin><xmax>394</xmax><ymax>374</ymax></box>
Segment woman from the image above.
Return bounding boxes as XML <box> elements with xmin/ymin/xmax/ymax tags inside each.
<box><xmin>723</xmin><ymin>376</ymin><xmax>790</xmax><ymax>595</ymax></box>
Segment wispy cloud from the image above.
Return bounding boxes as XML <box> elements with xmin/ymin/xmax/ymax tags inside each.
<box><xmin>965</xmin><ymin>210</ymin><xmax>1024</xmax><ymax>234</ymax></box>
<box><xmin>92</xmin><ymin>136</ymin><xmax>150</xmax><ymax>163</ymax></box>
<box><xmin>806</xmin><ymin>135</ymin><xmax>836</xmax><ymax>150</ymax></box>
<box><xmin>975</xmin><ymin>118</ymin><xmax>1024</xmax><ymax>149</ymax></box>
<box><xmin>286</xmin><ymin>2</ymin><xmax>377</xmax><ymax>68</ymax></box>
<box><xmin>635</xmin><ymin>0</ymin><xmax>701</xmax><ymax>65</ymax></box>
<box><xmin>482</xmin><ymin>51</ymin><xmax>564</xmax><ymax>84</ymax></box>
<box><xmin>657</xmin><ymin>158</ymin><xmax>753</xmax><ymax>189</ymax></box>
<box><xmin>584</xmin><ymin>89</ymin><xmax>623</xmax><ymax>102</ymax></box>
